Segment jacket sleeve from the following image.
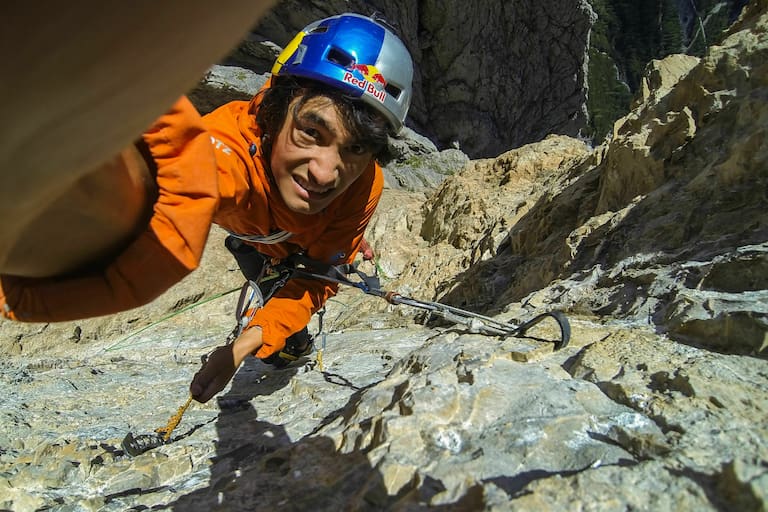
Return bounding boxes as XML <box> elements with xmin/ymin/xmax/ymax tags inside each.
<box><xmin>253</xmin><ymin>163</ymin><xmax>384</xmax><ymax>359</ymax></box>
<box><xmin>1</xmin><ymin>96</ymin><xmax>219</xmax><ymax>322</ymax></box>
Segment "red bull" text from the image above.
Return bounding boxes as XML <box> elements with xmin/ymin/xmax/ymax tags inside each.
<box><xmin>343</xmin><ymin>72</ymin><xmax>387</xmax><ymax>103</ymax></box>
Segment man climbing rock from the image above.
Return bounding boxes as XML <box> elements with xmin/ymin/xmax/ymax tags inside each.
<box><xmin>0</xmin><ymin>12</ymin><xmax>414</xmax><ymax>405</ymax></box>
<box><xmin>190</xmin><ymin>13</ymin><xmax>413</xmax><ymax>402</ymax></box>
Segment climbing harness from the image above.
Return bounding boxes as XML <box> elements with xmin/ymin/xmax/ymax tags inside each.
<box><xmin>121</xmin><ymin>252</ymin><xmax>570</xmax><ymax>456</ymax></box>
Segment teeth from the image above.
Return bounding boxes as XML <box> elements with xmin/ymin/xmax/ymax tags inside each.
<box><xmin>297</xmin><ymin>178</ymin><xmax>332</xmax><ymax>194</ymax></box>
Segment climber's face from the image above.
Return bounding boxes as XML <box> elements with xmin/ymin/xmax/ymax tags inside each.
<box><xmin>270</xmin><ymin>95</ymin><xmax>374</xmax><ymax>215</ymax></box>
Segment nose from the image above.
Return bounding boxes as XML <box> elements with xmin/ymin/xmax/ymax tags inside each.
<box><xmin>306</xmin><ymin>147</ymin><xmax>340</xmax><ymax>188</ymax></box>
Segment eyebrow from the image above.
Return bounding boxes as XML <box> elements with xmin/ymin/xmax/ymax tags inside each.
<box><xmin>296</xmin><ymin>110</ymin><xmax>339</xmax><ymax>138</ymax></box>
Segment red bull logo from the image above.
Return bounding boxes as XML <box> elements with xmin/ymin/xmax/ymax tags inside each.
<box><xmin>343</xmin><ymin>63</ymin><xmax>388</xmax><ymax>103</ymax></box>
<box><xmin>350</xmin><ymin>64</ymin><xmax>387</xmax><ymax>87</ymax></box>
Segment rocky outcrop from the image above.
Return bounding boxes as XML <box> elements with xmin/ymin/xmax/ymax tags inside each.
<box><xmin>215</xmin><ymin>0</ymin><xmax>596</xmax><ymax>158</ymax></box>
<box><xmin>187</xmin><ymin>65</ymin><xmax>267</xmax><ymax>115</ymax></box>
<box><xmin>586</xmin><ymin>0</ymin><xmax>749</xmax><ymax>139</ymax></box>
<box><xmin>194</xmin><ymin>2</ymin><xmax>752</xmax><ymax>157</ymax></box>
<box><xmin>2</xmin><ymin>297</ymin><xmax>765</xmax><ymax>510</ymax></box>
<box><xmin>381</xmin><ymin>128</ymin><xmax>469</xmax><ymax>191</ymax></box>
<box><xmin>371</xmin><ymin>0</ymin><xmax>768</xmax><ymax>357</ymax></box>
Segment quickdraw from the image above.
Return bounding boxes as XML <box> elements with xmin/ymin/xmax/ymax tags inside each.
<box><xmin>285</xmin><ymin>254</ymin><xmax>571</xmax><ymax>349</ymax></box>
<box><xmin>121</xmin><ymin>395</ymin><xmax>193</xmax><ymax>457</ymax></box>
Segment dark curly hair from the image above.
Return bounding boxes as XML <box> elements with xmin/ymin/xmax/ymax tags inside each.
<box><xmin>254</xmin><ymin>75</ymin><xmax>390</xmax><ymax>160</ymax></box>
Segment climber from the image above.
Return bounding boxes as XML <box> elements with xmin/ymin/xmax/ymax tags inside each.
<box><xmin>0</xmin><ymin>11</ymin><xmax>407</xmax><ymax>320</ymax></box>
<box><xmin>189</xmin><ymin>13</ymin><xmax>413</xmax><ymax>403</ymax></box>
<box><xmin>0</xmin><ymin>12</ymin><xmax>413</xmax><ymax>405</ymax></box>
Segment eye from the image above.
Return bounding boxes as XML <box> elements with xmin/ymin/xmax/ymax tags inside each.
<box><xmin>346</xmin><ymin>143</ymin><xmax>369</xmax><ymax>156</ymax></box>
<box><xmin>299</xmin><ymin>125</ymin><xmax>321</xmax><ymax>140</ymax></box>
<box><xmin>293</xmin><ymin>122</ymin><xmax>324</xmax><ymax>147</ymax></box>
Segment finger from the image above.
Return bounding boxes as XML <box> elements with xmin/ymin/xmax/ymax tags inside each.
<box><xmin>189</xmin><ymin>375</ymin><xmax>208</xmax><ymax>403</ymax></box>
<box><xmin>193</xmin><ymin>383</ymin><xmax>217</xmax><ymax>404</ymax></box>
<box><xmin>189</xmin><ymin>360</ymin><xmax>216</xmax><ymax>402</ymax></box>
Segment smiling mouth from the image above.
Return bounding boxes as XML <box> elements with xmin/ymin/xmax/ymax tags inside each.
<box><xmin>294</xmin><ymin>176</ymin><xmax>334</xmax><ymax>199</ymax></box>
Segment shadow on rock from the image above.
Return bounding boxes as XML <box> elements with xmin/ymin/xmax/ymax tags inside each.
<box><xmin>168</xmin><ymin>356</ymin><xmax>477</xmax><ymax>510</ymax></box>
<box><xmin>166</xmin><ymin>357</ymin><xmax>388</xmax><ymax>511</ymax></box>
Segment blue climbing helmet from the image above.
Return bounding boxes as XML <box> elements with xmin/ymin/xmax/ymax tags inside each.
<box><xmin>271</xmin><ymin>13</ymin><xmax>413</xmax><ymax>134</ymax></box>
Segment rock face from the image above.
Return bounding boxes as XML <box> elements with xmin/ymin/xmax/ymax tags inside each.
<box><xmin>220</xmin><ymin>0</ymin><xmax>596</xmax><ymax>158</ymax></box>
<box><xmin>586</xmin><ymin>0</ymin><xmax>750</xmax><ymax>138</ymax></box>
<box><xmin>1</xmin><ymin>2</ymin><xmax>767</xmax><ymax>511</ymax></box>
<box><xmin>193</xmin><ymin>2</ymin><xmax>752</xmax><ymax>157</ymax></box>
<box><xmin>379</xmin><ymin>0</ymin><xmax>768</xmax><ymax>357</ymax></box>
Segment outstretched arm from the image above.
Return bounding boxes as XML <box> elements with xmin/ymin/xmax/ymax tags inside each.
<box><xmin>0</xmin><ymin>98</ymin><xmax>220</xmax><ymax>321</ymax></box>
<box><xmin>0</xmin><ymin>0</ymin><xmax>277</xmax><ymax>276</ymax></box>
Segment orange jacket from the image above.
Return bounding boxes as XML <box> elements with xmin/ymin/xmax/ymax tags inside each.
<box><xmin>204</xmin><ymin>84</ymin><xmax>383</xmax><ymax>358</ymax></box>
<box><xmin>1</xmin><ymin>87</ymin><xmax>383</xmax><ymax>360</ymax></box>
<box><xmin>1</xmin><ymin>96</ymin><xmax>218</xmax><ymax>322</ymax></box>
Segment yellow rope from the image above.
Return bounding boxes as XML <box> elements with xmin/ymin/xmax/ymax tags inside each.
<box><xmin>155</xmin><ymin>395</ymin><xmax>193</xmax><ymax>441</ymax></box>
